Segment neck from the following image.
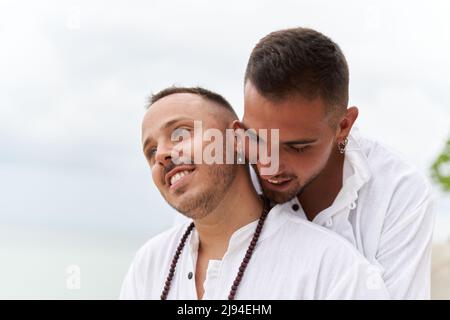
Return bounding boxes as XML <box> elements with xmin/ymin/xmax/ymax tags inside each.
<box><xmin>297</xmin><ymin>146</ymin><xmax>345</xmax><ymax>221</ymax></box>
<box><xmin>193</xmin><ymin>166</ymin><xmax>263</xmax><ymax>259</ymax></box>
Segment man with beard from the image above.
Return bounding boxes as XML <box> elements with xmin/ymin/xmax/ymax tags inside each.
<box><xmin>237</xmin><ymin>27</ymin><xmax>435</xmax><ymax>299</ymax></box>
<box><xmin>119</xmin><ymin>86</ymin><xmax>388</xmax><ymax>300</ymax></box>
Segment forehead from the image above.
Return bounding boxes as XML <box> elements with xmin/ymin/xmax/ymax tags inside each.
<box><xmin>142</xmin><ymin>93</ymin><xmax>221</xmax><ymax>142</ymax></box>
<box><xmin>243</xmin><ymin>82</ymin><xmax>329</xmax><ymax>139</ymax></box>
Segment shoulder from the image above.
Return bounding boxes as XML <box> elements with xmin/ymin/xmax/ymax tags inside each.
<box><xmin>258</xmin><ymin>206</ymin><xmax>389</xmax><ymax>298</ymax></box>
<box><xmin>275</xmin><ymin>207</ymin><xmax>381</xmax><ymax>287</ymax></box>
<box><xmin>131</xmin><ymin>222</ymin><xmax>192</xmax><ymax>273</ymax></box>
<box><xmin>120</xmin><ymin>222</ymin><xmax>192</xmax><ymax>299</ymax></box>
<box><xmin>272</xmin><ymin>204</ymin><xmax>367</xmax><ymax>262</ymax></box>
<box><xmin>355</xmin><ymin>129</ymin><xmax>434</xmax><ymax>209</ymax></box>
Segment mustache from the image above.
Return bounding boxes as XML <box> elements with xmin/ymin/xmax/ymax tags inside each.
<box><xmin>254</xmin><ymin>169</ymin><xmax>296</xmax><ymax>180</ymax></box>
<box><xmin>251</xmin><ymin>164</ymin><xmax>296</xmax><ymax>180</ymax></box>
<box><xmin>163</xmin><ymin>158</ymin><xmax>194</xmax><ymax>176</ymax></box>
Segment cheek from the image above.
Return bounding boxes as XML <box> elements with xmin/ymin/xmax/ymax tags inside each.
<box><xmin>193</xmin><ymin>134</ymin><xmax>206</xmax><ymax>157</ymax></box>
<box><xmin>192</xmin><ymin>164</ymin><xmax>207</xmax><ymax>179</ymax></box>
<box><xmin>151</xmin><ymin>166</ymin><xmax>164</xmax><ymax>188</ymax></box>
<box><xmin>298</xmin><ymin>145</ymin><xmax>332</xmax><ymax>173</ymax></box>
<box><xmin>279</xmin><ymin>148</ymin><xmax>328</xmax><ymax>177</ymax></box>
<box><xmin>173</xmin><ymin>137</ymin><xmax>195</xmax><ymax>163</ymax></box>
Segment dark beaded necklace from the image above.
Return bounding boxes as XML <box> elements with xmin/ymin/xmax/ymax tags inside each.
<box><xmin>161</xmin><ymin>196</ymin><xmax>270</xmax><ymax>300</ymax></box>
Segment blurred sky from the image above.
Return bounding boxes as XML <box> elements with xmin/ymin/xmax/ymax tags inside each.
<box><xmin>1</xmin><ymin>0</ymin><xmax>449</xmax><ymax>252</ymax></box>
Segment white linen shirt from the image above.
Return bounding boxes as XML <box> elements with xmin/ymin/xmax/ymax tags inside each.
<box><xmin>266</xmin><ymin>127</ymin><xmax>434</xmax><ymax>299</ymax></box>
<box><xmin>120</xmin><ymin>202</ymin><xmax>389</xmax><ymax>300</ymax></box>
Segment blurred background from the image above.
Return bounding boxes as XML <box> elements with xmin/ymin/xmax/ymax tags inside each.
<box><xmin>0</xmin><ymin>0</ymin><xmax>449</xmax><ymax>299</ymax></box>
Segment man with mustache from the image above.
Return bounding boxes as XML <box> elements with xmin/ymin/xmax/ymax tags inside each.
<box><xmin>236</xmin><ymin>27</ymin><xmax>435</xmax><ymax>299</ymax></box>
<box><xmin>119</xmin><ymin>86</ymin><xmax>388</xmax><ymax>299</ymax></box>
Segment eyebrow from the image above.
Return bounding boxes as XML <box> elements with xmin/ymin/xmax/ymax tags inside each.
<box><xmin>142</xmin><ymin>117</ymin><xmax>195</xmax><ymax>151</ymax></box>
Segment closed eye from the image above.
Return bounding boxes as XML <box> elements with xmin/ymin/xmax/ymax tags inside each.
<box><xmin>288</xmin><ymin>145</ymin><xmax>310</xmax><ymax>153</ymax></box>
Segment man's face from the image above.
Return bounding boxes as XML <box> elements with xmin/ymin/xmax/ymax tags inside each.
<box><xmin>242</xmin><ymin>81</ymin><xmax>337</xmax><ymax>204</ymax></box>
<box><xmin>142</xmin><ymin>93</ymin><xmax>237</xmax><ymax>219</ymax></box>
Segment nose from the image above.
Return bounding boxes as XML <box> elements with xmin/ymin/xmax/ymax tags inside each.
<box><xmin>155</xmin><ymin>144</ymin><xmax>172</xmax><ymax>167</ymax></box>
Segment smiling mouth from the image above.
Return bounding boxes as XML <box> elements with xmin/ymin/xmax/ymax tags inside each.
<box><xmin>265</xmin><ymin>177</ymin><xmax>292</xmax><ymax>185</ymax></box>
<box><xmin>170</xmin><ymin>169</ymin><xmax>194</xmax><ymax>186</ymax></box>
<box><xmin>166</xmin><ymin>167</ymin><xmax>196</xmax><ymax>191</ymax></box>
<box><xmin>261</xmin><ymin>177</ymin><xmax>293</xmax><ymax>190</ymax></box>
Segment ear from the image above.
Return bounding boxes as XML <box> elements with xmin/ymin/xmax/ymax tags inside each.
<box><xmin>231</xmin><ymin>120</ymin><xmax>245</xmax><ymax>131</ymax></box>
<box><xmin>231</xmin><ymin>120</ymin><xmax>246</xmax><ymax>162</ymax></box>
<box><xmin>336</xmin><ymin>106</ymin><xmax>358</xmax><ymax>140</ymax></box>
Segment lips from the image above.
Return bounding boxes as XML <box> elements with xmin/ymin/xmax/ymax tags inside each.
<box><xmin>170</xmin><ymin>170</ymin><xmax>193</xmax><ymax>185</ymax></box>
<box><xmin>266</xmin><ymin>177</ymin><xmax>292</xmax><ymax>185</ymax></box>
<box><xmin>260</xmin><ymin>176</ymin><xmax>294</xmax><ymax>190</ymax></box>
<box><xmin>165</xmin><ymin>165</ymin><xmax>196</xmax><ymax>189</ymax></box>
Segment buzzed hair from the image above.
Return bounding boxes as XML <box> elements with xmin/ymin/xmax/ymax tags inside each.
<box><xmin>148</xmin><ymin>86</ymin><xmax>238</xmax><ymax>120</ymax></box>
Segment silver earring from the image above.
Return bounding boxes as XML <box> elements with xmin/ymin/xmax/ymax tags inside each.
<box><xmin>338</xmin><ymin>137</ymin><xmax>348</xmax><ymax>154</ymax></box>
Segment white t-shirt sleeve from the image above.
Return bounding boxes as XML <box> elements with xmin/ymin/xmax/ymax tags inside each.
<box><xmin>376</xmin><ymin>192</ymin><xmax>435</xmax><ymax>299</ymax></box>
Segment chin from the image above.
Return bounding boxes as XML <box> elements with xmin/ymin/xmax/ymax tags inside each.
<box><xmin>167</xmin><ymin>196</ymin><xmax>190</xmax><ymax>212</ymax></box>
<box><xmin>167</xmin><ymin>192</ymin><xmax>205</xmax><ymax>218</ymax></box>
<box><xmin>174</xmin><ymin>203</ymin><xmax>210</xmax><ymax>221</ymax></box>
<box><xmin>263</xmin><ymin>186</ymin><xmax>301</xmax><ymax>204</ymax></box>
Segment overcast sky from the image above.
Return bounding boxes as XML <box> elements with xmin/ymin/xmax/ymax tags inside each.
<box><xmin>1</xmin><ymin>0</ymin><xmax>449</xmax><ymax>236</ymax></box>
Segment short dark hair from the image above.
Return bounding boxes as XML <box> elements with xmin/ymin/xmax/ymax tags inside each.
<box><xmin>245</xmin><ymin>27</ymin><xmax>349</xmax><ymax>115</ymax></box>
<box><xmin>148</xmin><ymin>86</ymin><xmax>238</xmax><ymax>119</ymax></box>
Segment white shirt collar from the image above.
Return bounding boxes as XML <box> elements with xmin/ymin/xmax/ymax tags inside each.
<box><xmin>331</xmin><ymin>126</ymin><xmax>372</xmax><ymax>210</ymax></box>
<box><xmin>187</xmin><ymin>203</ymin><xmax>291</xmax><ymax>263</ymax></box>
<box><xmin>288</xmin><ymin>126</ymin><xmax>373</xmax><ymax>224</ymax></box>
